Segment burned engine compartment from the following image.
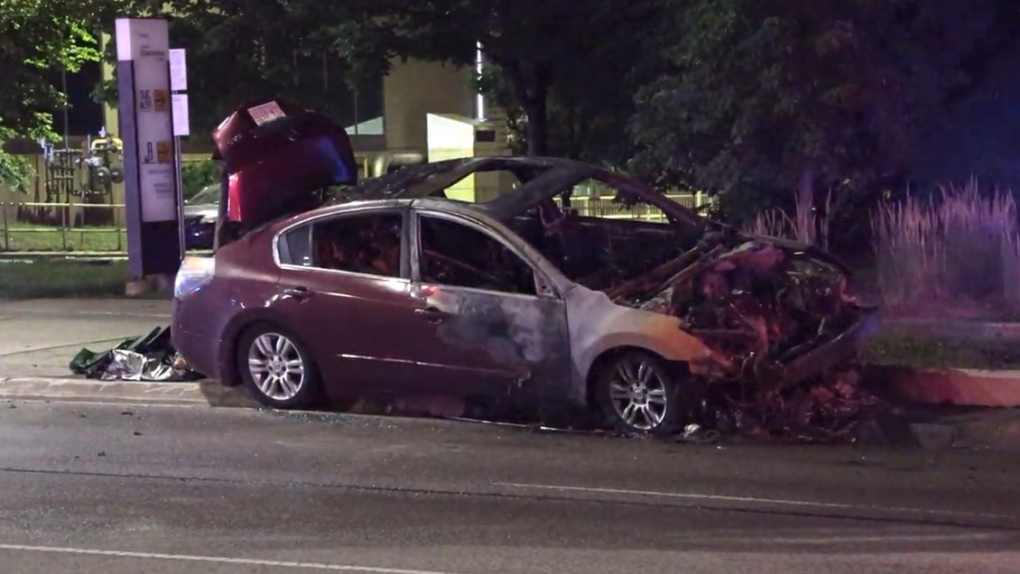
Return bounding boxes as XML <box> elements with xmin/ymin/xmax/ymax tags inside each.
<box><xmin>522</xmin><ymin>211</ymin><xmax>882</xmax><ymax>441</ymax></box>
<box><xmin>610</xmin><ymin>232</ymin><xmax>865</xmax><ymax>378</ymax></box>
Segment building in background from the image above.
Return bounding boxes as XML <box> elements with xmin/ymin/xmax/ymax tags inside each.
<box><xmin>92</xmin><ymin>34</ymin><xmax>509</xmax><ymax>183</ymax></box>
<box><xmin>2</xmin><ymin>36</ymin><xmax>513</xmax><ymax>216</ymax></box>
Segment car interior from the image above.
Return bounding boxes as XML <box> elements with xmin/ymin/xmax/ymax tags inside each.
<box><xmin>418</xmin><ymin>216</ymin><xmax>537</xmax><ymax>296</ymax></box>
<box><xmin>312</xmin><ymin>213</ymin><xmax>403</xmax><ymax>278</ymax></box>
<box><xmin>404</xmin><ymin>168</ymin><xmax>697</xmax><ymax>291</ymax></box>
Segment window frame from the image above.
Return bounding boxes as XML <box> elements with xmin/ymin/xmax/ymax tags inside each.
<box><xmin>274</xmin><ymin>206</ymin><xmax>412</xmax><ymax>281</ymax></box>
<box><xmin>558</xmin><ymin>175</ymin><xmax>675</xmax><ymax>226</ymax></box>
<box><xmin>411</xmin><ymin>208</ymin><xmax>559</xmax><ymax>300</ymax></box>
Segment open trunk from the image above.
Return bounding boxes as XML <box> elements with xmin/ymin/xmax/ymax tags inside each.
<box><xmin>210</xmin><ymin>99</ymin><xmax>359</xmax><ymax>248</ymax></box>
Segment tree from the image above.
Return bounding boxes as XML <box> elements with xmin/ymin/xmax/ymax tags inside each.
<box><xmin>327</xmin><ymin>0</ymin><xmax>665</xmax><ymax>156</ymax></box>
<box><xmin>100</xmin><ymin>0</ymin><xmax>661</xmax><ymax>163</ymax></box>
<box><xmin>628</xmin><ymin>0</ymin><xmax>1012</xmax><ymax>223</ymax></box>
<box><xmin>98</xmin><ymin>1</ymin><xmax>377</xmax><ymax>137</ymax></box>
<box><xmin>0</xmin><ymin>0</ymin><xmax>116</xmax><ymax>189</ymax></box>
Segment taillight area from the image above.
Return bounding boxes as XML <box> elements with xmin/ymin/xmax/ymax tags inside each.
<box><xmin>174</xmin><ymin>255</ymin><xmax>216</xmax><ymax>299</ymax></box>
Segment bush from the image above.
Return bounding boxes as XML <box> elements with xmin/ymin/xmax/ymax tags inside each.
<box><xmin>870</xmin><ymin>179</ymin><xmax>1020</xmax><ymax>314</ymax></box>
<box><xmin>0</xmin><ymin>149</ymin><xmax>34</xmax><ymax>193</ymax></box>
<box><xmin>181</xmin><ymin>159</ymin><xmax>221</xmax><ymax>200</ymax></box>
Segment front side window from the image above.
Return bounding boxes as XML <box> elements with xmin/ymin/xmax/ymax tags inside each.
<box><xmin>417</xmin><ymin>215</ymin><xmax>536</xmax><ymax>296</ymax></box>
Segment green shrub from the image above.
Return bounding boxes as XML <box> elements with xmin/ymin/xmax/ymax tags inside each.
<box><xmin>181</xmin><ymin>159</ymin><xmax>221</xmax><ymax>200</ymax></box>
<box><xmin>0</xmin><ymin>149</ymin><xmax>34</xmax><ymax>193</ymax></box>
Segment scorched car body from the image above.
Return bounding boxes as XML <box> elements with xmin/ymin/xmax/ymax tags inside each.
<box><xmin>172</xmin><ymin>107</ymin><xmax>878</xmax><ymax>434</ymax></box>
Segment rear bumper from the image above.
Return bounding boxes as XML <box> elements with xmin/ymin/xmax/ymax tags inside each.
<box><xmin>780</xmin><ymin>306</ymin><xmax>881</xmax><ymax>385</ymax></box>
<box><xmin>171</xmin><ymin>299</ymin><xmax>220</xmax><ymax>380</ymax></box>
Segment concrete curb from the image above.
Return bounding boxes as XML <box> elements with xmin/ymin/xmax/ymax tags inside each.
<box><xmin>0</xmin><ymin>377</ymin><xmax>257</xmax><ymax>408</ymax></box>
<box><xmin>867</xmin><ymin>366</ymin><xmax>1020</xmax><ymax>408</ymax></box>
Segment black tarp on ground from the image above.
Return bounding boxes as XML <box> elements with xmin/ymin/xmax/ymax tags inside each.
<box><xmin>69</xmin><ymin>325</ymin><xmax>202</xmax><ymax>382</ymax></box>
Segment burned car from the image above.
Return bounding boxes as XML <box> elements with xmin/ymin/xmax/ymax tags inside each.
<box><xmin>173</xmin><ymin>102</ymin><xmax>878</xmax><ymax>435</ymax></box>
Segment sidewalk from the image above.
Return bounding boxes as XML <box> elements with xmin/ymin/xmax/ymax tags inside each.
<box><xmin>0</xmin><ymin>298</ymin><xmax>171</xmax><ymax>378</ymax></box>
<box><xmin>0</xmin><ymin>298</ymin><xmax>255</xmax><ymax>407</ymax></box>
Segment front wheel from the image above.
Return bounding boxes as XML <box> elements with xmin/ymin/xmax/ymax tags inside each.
<box><xmin>593</xmin><ymin>350</ymin><xmax>686</xmax><ymax>435</ymax></box>
<box><xmin>237</xmin><ymin>323</ymin><xmax>322</xmax><ymax>410</ymax></box>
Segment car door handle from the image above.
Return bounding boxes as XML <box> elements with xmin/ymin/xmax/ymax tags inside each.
<box><xmin>282</xmin><ymin>286</ymin><xmax>312</xmax><ymax>300</ymax></box>
<box><xmin>414</xmin><ymin>306</ymin><xmax>446</xmax><ymax>324</ymax></box>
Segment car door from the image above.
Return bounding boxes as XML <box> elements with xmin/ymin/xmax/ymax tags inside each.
<box><xmin>402</xmin><ymin>208</ymin><xmax>572</xmax><ymax>404</ymax></box>
<box><xmin>272</xmin><ymin>206</ymin><xmax>424</xmax><ymax>396</ymax></box>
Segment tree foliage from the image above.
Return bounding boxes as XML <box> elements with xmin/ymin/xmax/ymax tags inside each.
<box><xmin>0</xmin><ymin>0</ymin><xmax>117</xmax><ymax>189</ymax></box>
<box><xmin>325</xmin><ymin>0</ymin><xmax>664</xmax><ymax>157</ymax></box>
<box><xmin>98</xmin><ymin>0</ymin><xmax>379</xmax><ymax>137</ymax></box>
<box><xmin>102</xmin><ymin>0</ymin><xmax>661</xmax><ymax>160</ymax></box>
<box><xmin>629</xmin><ymin>0</ymin><xmax>1014</xmax><ymax>222</ymax></box>
<box><xmin>0</xmin><ymin>0</ymin><xmax>115</xmax><ymax>138</ymax></box>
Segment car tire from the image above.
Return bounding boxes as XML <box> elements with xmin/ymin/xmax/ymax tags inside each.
<box><xmin>593</xmin><ymin>350</ymin><xmax>686</xmax><ymax>435</ymax></box>
<box><xmin>237</xmin><ymin>323</ymin><xmax>323</xmax><ymax>410</ymax></box>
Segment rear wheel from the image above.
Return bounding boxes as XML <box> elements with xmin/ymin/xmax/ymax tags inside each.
<box><xmin>593</xmin><ymin>350</ymin><xmax>685</xmax><ymax>435</ymax></box>
<box><xmin>237</xmin><ymin>323</ymin><xmax>322</xmax><ymax>409</ymax></box>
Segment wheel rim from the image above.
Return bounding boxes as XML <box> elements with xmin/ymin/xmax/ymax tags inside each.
<box><xmin>247</xmin><ymin>332</ymin><xmax>306</xmax><ymax>401</ymax></box>
<box><xmin>607</xmin><ymin>356</ymin><xmax>669</xmax><ymax>431</ymax></box>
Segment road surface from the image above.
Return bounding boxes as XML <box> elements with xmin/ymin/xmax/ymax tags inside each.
<box><xmin>1</xmin><ymin>398</ymin><xmax>1019</xmax><ymax>573</ymax></box>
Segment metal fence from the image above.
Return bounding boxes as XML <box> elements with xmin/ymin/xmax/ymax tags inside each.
<box><xmin>1</xmin><ymin>192</ymin><xmax>716</xmax><ymax>253</ymax></box>
<box><xmin>571</xmin><ymin>192</ymin><xmax>713</xmax><ymax>222</ymax></box>
<box><xmin>0</xmin><ymin>202</ymin><xmax>126</xmax><ymax>253</ymax></box>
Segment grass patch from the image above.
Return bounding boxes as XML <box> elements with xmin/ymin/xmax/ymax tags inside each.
<box><xmin>0</xmin><ymin>259</ymin><xmax>134</xmax><ymax>299</ymax></box>
<box><xmin>865</xmin><ymin>333</ymin><xmax>1020</xmax><ymax>370</ymax></box>
<box><xmin>0</xmin><ymin>223</ymin><xmax>126</xmax><ymax>252</ymax></box>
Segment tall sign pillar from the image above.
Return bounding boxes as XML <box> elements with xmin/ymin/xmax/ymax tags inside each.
<box><xmin>115</xmin><ymin>18</ymin><xmax>181</xmax><ymax>279</ymax></box>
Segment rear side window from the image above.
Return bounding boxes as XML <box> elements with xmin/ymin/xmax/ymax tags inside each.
<box><xmin>278</xmin><ymin>212</ymin><xmax>405</xmax><ymax>279</ymax></box>
<box><xmin>278</xmin><ymin>225</ymin><xmax>313</xmax><ymax>267</ymax></box>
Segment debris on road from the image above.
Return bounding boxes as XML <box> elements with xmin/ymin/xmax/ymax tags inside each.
<box><xmin>69</xmin><ymin>326</ymin><xmax>202</xmax><ymax>382</ymax></box>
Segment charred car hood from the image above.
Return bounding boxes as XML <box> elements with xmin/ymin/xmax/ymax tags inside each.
<box><xmin>211</xmin><ymin>99</ymin><xmax>358</xmax><ymax>226</ymax></box>
<box><xmin>699</xmin><ymin>221</ymin><xmax>851</xmax><ymax>276</ymax></box>
<box><xmin>607</xmin><ymin>232</ymin><xmax>876</xmax><ymax>387</ymax></box>
<box><xmin>739</xmin><ymin>234</ymin><xmax>851</xmax><ymax>275</ymax></box>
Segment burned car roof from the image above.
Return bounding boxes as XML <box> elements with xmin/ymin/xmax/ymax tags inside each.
<box><xmin>315</xmin><ymin>155</ymin><xmax>847</xmax><ymax>274</ymax></box>
<box><xmin>330</xmin><ymin>156</ymin><xmax>706</xmax><ymax>229</ymax></box>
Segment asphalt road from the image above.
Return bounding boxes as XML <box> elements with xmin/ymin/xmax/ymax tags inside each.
<box><xmin>1</xmin><ymin>399</ymin><xmax>1019</xmax><ymax>574</ymax></box>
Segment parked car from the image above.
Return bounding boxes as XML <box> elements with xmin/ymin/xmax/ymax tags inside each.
<box><xmin>183</xmin><ymin>184</ymin><xmax>219</xmax><ymax>250</ymax></box>
<box><xmin>173</xmin><ymin>153</ymin><xmax>878</xmax><ymax>434</ymax></box>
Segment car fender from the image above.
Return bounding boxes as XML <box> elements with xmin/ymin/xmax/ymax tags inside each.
<box><xmin>215</xmin><ymin>302</ymin><xmax>294</xmax><ymax>386</ymax></box>
<box><xmin>563</xmin><ymin>285</ymin><xmax>711</xmax><ymax>386</ymax></box>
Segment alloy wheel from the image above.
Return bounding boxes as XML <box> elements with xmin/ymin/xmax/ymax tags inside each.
<box><xmin>247</xmin><ymin>332</ymin><xmax>306</xmax><ymax>401</ymax></box>
<box><xmin>607</xmin><ymin>355</ymin><xmax>670</xmax><ymax>431</ymax></box>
